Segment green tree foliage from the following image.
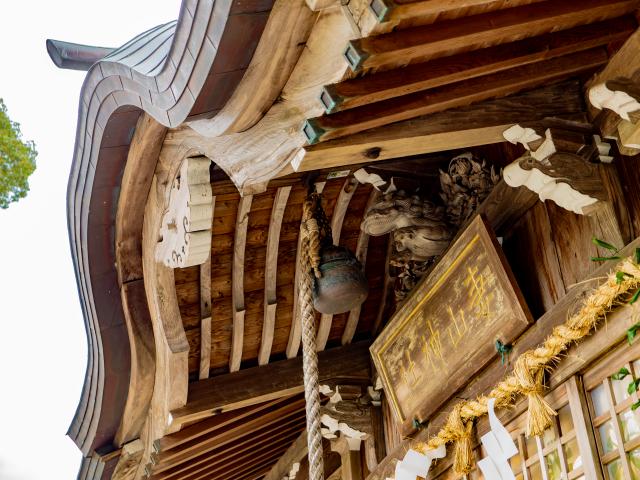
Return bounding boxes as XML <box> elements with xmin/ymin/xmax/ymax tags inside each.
<box><xmin>0</xmin><ymin>98</ymin><xmax>36</xmax><ymax>208</ymax></box>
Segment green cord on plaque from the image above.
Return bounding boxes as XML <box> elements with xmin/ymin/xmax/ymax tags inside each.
<box><xmin>495</xmin><ymin>339</ymin><xmax>513</xmax><ymax>365</ymax></box>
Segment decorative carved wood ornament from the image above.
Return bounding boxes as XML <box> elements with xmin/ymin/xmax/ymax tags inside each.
<box><xmin>588</xmin><ymin>75</ymin><xmax>640</xmax><ymax>155</ymax></box>
<box><xmin>361</xmin><ymin>192</ymin><xmax>452</xmax><ymax>262</ymax></box>
<box><xmin>155</xmin><ymin>156</ymin><xmax>212</xmax><ymax>268</ymax></box>
<box><xmin>503</xmin><ymin>124</ymin><xmax>605</xmax><ymax>214</ymax></box>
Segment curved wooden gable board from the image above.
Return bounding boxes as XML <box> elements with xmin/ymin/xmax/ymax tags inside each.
<box><xmin>66</xmin><ymin>0</ymin><xmax>276</xmax><ymax>465</ymax></box>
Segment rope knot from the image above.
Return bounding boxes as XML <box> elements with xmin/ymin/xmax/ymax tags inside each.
<box><xmin>514</xmin><ymin>354</ymin><xmax>556</xmax><ymax>436</ymax></box>
<box><xmin>442</xmin><ymin>403</ymin><xmax>474</xmax><ymax>475</ymax></box>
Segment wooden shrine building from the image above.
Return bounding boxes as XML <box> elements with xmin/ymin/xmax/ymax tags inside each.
<box><xmin>49</xmin><ymin>1</ymin><xmax>640</xmax><ymax>479</ymax></box>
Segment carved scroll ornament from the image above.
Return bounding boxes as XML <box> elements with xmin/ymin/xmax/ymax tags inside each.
<box><xmin>155</xmin><ymin>156</ymin><xmax>213</xmax><ymax>268</ymax></box>
<box><xmin>361</xmin><ymin>192</ymin><xmax>452</xmax><ymax>262</ymax></box>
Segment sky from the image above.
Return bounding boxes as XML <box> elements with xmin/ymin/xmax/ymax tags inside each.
<box><xmin>0</xmin><ymin>1</ymin><xmax>179</xmax><ymax>478</ymax></box>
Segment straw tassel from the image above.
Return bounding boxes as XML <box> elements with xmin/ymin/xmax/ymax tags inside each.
<box><xmin>440</xmin><ymin>404</ymin><xmax>474</xmax><ymax>474</ymax></box>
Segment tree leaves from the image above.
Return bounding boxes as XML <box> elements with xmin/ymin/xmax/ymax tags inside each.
<box><xmin>592</xmin><ymin>237</ymin><xmax>619</xmax><ymax>251</ymax></box>
<box><xmin>627</xmin><ymin>324</ymin><xmax>640</xmax><ymax>345</ymax></box>
<box><xmin>0</xmin><ymin>98</ymin><xmax>37</xmax><ymax>208</ymax></box>
<box><xmin>628</xmin><ymin>379</ymin><xmax>640</xmax><ymax>395</ymax></box>
<box><xmin>612</xmin><ymin>367</ymin><xmax>631</xmax><ymax>380</ymax></box>
<box><xmin>590</xmin><ymin>237</ymin><xmax>622</xmax><ymax>262</ymax></box>
<box><xmin>616</xmin><ymin>271</ymin><xmax>633</xmax><ymax>284</ymax></box>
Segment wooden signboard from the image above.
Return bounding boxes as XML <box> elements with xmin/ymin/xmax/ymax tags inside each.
<box><xmin>371</xmin><ymin>215</ymin><xmax>532</xmax><ymax>429</ymax></box>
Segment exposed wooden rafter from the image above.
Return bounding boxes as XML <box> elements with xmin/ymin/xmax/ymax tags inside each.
<box><xmin>342</xmin><ymin>189</ymin><xmax>381</xmax><ymax>345</ymax></box>
<box><xmin>305</xmin><ymin>47</ymin><xmax>608</xmax><ymax>143</ymax></box>
<box><xmin>259</xmin><ymin>186</ymin><xmax>292</xmax><ymax>365</ymax></box>
<box><xmin>317</xmin><ymin>177</ymin><xmax>359</xmax><ymax>350</ymax></box>
<box><xmin>368</xmin><ymin>0</ymin><xmax>547</xmax><ymax>23</ymax></box>
<box><xmin>151</xmin><ymin>395</ymin><xmax>306</xmax><ymax>479</ymax></box>
<box><xmin>230</xmin><ymin>195</ymin><xmax>253</xmax><ymax>372</ymax></box>
<box><xmin>344</xmin><ymin>0</ymin><xmax>637</xmax><ymax>72</ymax></box>
<box><xmin>263</xmin><ymin>430</ymin><xmax>309</xmax><ymax>480</ymax></box>
<box><xmin>321</xmin><ymin>18</ymin><xmax>635</xmax><ymax>114</ymax></box>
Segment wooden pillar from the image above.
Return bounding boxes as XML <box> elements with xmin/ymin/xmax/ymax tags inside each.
<box><xmin>331</xmin><ymin>437</ymin><xmax>363</xmax><ymax>480</ymax></box>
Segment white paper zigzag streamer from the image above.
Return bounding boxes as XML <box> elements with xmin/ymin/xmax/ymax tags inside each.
<box><xmin>477</xmin><ymin>398</ymin><xmax>519</xmax><ymax>480</ymax></box>
<box><xmin>388</xmin><ymin>444</ymin><xmax>446</xmax><ymax>480</ymax></box>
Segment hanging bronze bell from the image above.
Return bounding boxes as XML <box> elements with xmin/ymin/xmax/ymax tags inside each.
<box><xmin>312</xmin><ymin>245</ymin><xmax>369</xmax><ymax>314</ymax></box>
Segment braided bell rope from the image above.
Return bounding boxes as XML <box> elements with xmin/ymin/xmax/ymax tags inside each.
<box><xmin>413</xmin><ymin>257</ymin><xmax>640</xmax><ymax>474</ymax></box>
<box><xmin>299</xmin><ymin>197</ymin><xmax>324</xmax><ymax>480</ymax></box>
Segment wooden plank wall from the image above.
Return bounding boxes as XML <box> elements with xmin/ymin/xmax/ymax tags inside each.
<box><xmin>502</xmin><ymin>160</ymin><xmax>634</xmax><ymax>318</ymax></box>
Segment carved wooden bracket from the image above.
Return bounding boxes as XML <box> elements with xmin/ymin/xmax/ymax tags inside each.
<box><xmin>320</xmin><ymin>384</ymin><xmax>384</xmax><ymax>472</ymax></box>
<box><xmin>588</xmin><ymin>74</ymin><xmax>640</xmax><ymax>156</ymax></box>
<box><xmin>155</xmin><ymin>156</ymin><xmax>212</xmax><ymax>268</ymax></box>
<box><xmin>320</xmin><ymin>385</ymin><xmax>373</xmax><ymax>444</ymax></box>
<box><xmin>503</xmin><ymin>124</ymin><xmax>606</xmax><ymax>215</ymax></box>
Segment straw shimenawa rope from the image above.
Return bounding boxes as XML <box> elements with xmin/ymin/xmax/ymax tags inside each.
<box><xmin>299</xmin><ymin>195</ymin><xmax>324</xmax><ymax>480</ymax></box>
<box><xmin>414</xmin><ymin>257</ymin><xmax>640</xmax><ymax>474</ymax></box>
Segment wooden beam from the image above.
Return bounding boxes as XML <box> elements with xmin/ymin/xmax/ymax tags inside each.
<box><xmin>263</xmin><ymin>430</ymin><xmax>309</xmax><ymax>480</ymax></box>
<box><xmin>367</xmin><ymin>237</ymin><xmax>640</xmax><ymax>479</ymax></box>
<box><xmin>321</xmin><ymin>17</ymin><xmax>635</xmax><ymax>113</ymax></box>
<box><xmin>342</xmin><ymin>189</ymin><xmax>381</xmax><ymax>345</ymax></box>
<box><xmin>198</xmin><ymin>195</ymin><xmax>215</xmax><ymax>380</ymax></box>
<box><xmin>230</xmin><ymin>195</ymin><xmax>253</xmax><ymax>372</ymax></box>
<box><xmin>171</xmin><ymin>341</ymin><xmax>371</xmax><ymax>427</ymax></box>
<box><xmin>305</xmin><ymin>47</ymin><xmax>608</xmax><ymax>143</ymax></box>
<box><xmin>259</xmin><ymin>186</ymin><xmax>292</xmax><ymax>365</ymax></box>
<box><xmin>293</xmin><ymin>81</ymin><xmax>584</xmax><ymax>172</ymax></box>
<box><xmin>331</xmin><ymin>437</ymin><xmax>363</xmax><ymax>480</ymax></box>
<box><xmin>344</xmin><ymin>0</ymin><xmax>637</xmax><ymax>72</ymax></box>
<box><xmin>368</xmin><ymin>0</ymin><xmax>546</xmax><ymax>23</ymax></box>
<box><xmin>317</xmin><ymin>178</ymin><xmax>359</xmax><ymax>351</ymax></box>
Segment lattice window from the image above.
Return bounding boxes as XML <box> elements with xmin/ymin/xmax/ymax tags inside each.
<box><xmin>584</xmin><ymin>342</ymin><xmax>640</xmax><ymax>479</ymax></box>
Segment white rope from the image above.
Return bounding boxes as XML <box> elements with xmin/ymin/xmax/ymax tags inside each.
<box><xmin>300</xmin><ymin>199</ymin><xmax>324</xmax><ymax>480</ymax></box>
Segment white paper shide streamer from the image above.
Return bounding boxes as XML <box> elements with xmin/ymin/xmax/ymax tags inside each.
<box><xmin>389</xmin><ymin>444</ymin><xmax>446</xmax><ymax>480</ymax></box>
<box><xmin>477</xmin><ymin>399</ymin><xmax>519</xmax><ymax>480</ymax></box>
